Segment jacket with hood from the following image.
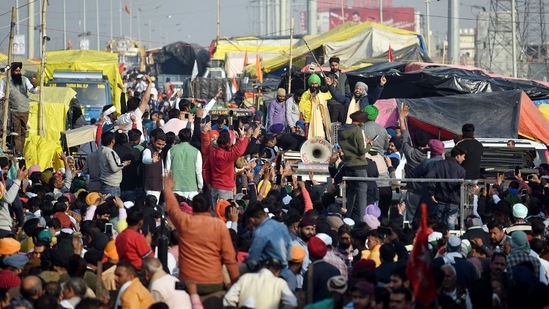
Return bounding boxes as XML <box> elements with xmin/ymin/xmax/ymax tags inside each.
<box><xmin>338</xmin><ymin>125</ymin><xmax>368</xmax><ymax>170</ymax></box>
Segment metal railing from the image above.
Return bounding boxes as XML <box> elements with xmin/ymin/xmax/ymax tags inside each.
<box><xmin>341</xmin><ymin>177</ymin><xmax>478</xmax><ymax>230</ymax></box>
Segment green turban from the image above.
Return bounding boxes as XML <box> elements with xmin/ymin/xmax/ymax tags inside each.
<box><xmin>363</xmin><ymin>105</ymin><xmax>379</xmax><ymax>121</ymax></box>
<box><xmin>307</xmin><ymin>74</ymin><xmax>321</xmax><ymax>86</ymax></box>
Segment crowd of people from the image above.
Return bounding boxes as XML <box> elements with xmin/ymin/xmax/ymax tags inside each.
<box><xmin>0</xmin><ymin>58</ymin><xmax>549</xmax><ymax>309</ymax></box>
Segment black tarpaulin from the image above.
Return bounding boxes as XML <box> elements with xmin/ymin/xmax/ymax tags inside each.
<box><xmin>347</xmin><ymin>66</ymin><xmax>549</xmax><ymax>100</ymax></box>
<box><xmin>154</xmin><ymin>41</ymin><xmax>208</xmax><ymax>76</ymax></box>
<box><xmin>397</xmin><ymin>90</ymin><xmax>522</xmax><ymax>139</ymax></box>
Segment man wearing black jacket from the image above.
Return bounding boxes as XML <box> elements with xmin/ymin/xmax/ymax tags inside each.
<box><xmin>426</xmin><ymin>146</ymin><xmax>467</xmax><ymax>230</ymax></box>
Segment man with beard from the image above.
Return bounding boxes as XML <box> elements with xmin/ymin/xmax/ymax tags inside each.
<box><xmin>268</xmin><ymin>88</ymin><xmax>287</xmax><ymax>132</ymax></box>
<box><xmin>0</xmin><ymin>62</ymin><xmax>39</xmax><ymax>155</ymax></box>
<box><xmin>298</xmin><ymin>74</ymin><xmax>332</xmax><ymax>139</ymax></box>
<box><xmin>326</xmin><ymin>56</ymin><xmax>350</xmax><ymax>123</ymax></box>
<box><xmin>325</xmin><ymin>75</ymin><xmax>386</xmax><ymax>125</ymax></box>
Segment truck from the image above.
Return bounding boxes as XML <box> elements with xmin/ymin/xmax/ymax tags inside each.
<box><xmin>47</xmin><ymin>71</ymin><xmax>112</xmax><ymax>123</ymax></box>
<box><xmin>105</xmin><ymin>37</ymin><xmax>146</xmax><ymax>71</ymax></box>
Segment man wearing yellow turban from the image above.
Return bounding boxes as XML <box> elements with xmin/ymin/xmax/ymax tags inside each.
<box><xmin>298</xmin><ymin>74</ymin><xmax>333</xmax><ymax>142</ymax></box>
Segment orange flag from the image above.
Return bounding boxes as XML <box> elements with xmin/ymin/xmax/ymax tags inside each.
<box><xmin>124</xmin><ymin>3</ymin><xmax>130</xmax><ymax>15</ymax></box>
<box><xmin>388</xmin><ymin>44</ymin><xmax>394</xmax><ymax>62</ymax></box>
<box><xmin>255</xmin><ymin>54</ymin><xmax>263</xmax><ymax>83</ymax></box>
<box><xmin>243</xmin><ymin>50</ymin><xmax>249</xmax><ymax>66</ymax></box>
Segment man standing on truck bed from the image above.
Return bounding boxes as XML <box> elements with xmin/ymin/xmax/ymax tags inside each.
<box><xmin>0</xmin><ymin>62</ymin><xmax>39</xmax><ymax>156</ymax></box>
<box><xmin>456</xmin><ymin>123</ymin><xmax>484</xmax><ymax>182</ymax></box>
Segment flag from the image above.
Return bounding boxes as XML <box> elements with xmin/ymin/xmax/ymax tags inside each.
<box><xmin>124</xmin><ymin>3</ymin><xmax>130</xmax><ymax>15</ymax></box>
<box><xmin>406</xmin><ymin>204</ymin><xmax>437</xmax><ymax>307</ymax></box>
<box><xmin>231</xmin><ymin>76</ymin><xmax>239</xmax><ymax>94</ymax></box>
<box><xmin>191</xmin><ymin>60</ymin><xmax>199</xmax><ymax>81</ymax></box>
<box><xmin>255</xmin><ymin>54</ymin><xmax>263</xmax><ymax>83</ymax></box>
<box><xmin>388</xmin><ymin>44</ymin><xmax>394</xmax><ymax>62</ymax></box>
<box><xmin>243</xmin><ymin>50</ymin><xmax>249</xmax><ymax>66</ymax></box>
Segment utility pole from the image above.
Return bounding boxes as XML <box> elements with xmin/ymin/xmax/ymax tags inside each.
<box><xmin>288</xmin><ymin>17</ymin><xmax>294</xmax><ymax>94</ymax></box>
<box><xmin>216</xmin><ymin>0</ymin><xmax>220</xmax><ymax>45</ymax></box>
<box><xmin>28</xmin><ymin>0</ymin><xmax>35</xmax><ymax>59</ymax></box>
<box><xmin>447</xmin><ymin>0</ymin><xmax>460</xmax><ymax>64</ymax></box>
<box><xmin>307</xmin><ymin>0</ymin><xmax>317</xmax><ymax>35</ymax></box>
<box><xmin>3</xmin><ymin>7</ymin><xmax>16</xmax><ymax>151</ymax></box>
<box><xmin>63</xmin><ymin>0</ymin><xmax>67</xmax><ymax>48</ymax></box>
<box><xmin>511</xmin><ymin>0</ymin><xmax>517</xmax><ymax>77</ymax></box>
<box><xmin>110</xmin><ymin>0</ymin><xmax>113</xmax><ymax>41</ymax></box>
<box><xmin>379</xmin><ymin>0</ymin><xmax>383</xmax><ymax>25</ymax></box>
<box><xmin>39</xmin><ymin>0</ymin><xmax>48</xmax><ymax>137</ymax></box>
<box><xmin>96</xmin><ymin>0</ymin><xmax>100</xmax><ymax>50</ymax></box>
<box><xmin>425</xmin><ymin>0</ymin><xmax>431</xmax><ymax>56</ymax></box>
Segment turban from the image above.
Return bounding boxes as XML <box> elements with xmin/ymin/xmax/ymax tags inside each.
<box><xmin>349</xmin><ymin>111</ymin><xmax>368</xmax><ymax>123</ymax></box>
<box><xmin>355</xmin><ymin>82</ymin><xmax>368</xmax><ymax>93</ymax></box>
<box><xmin>363</xmin><ymin>105</ymin><xmax>379</xmax><ymax>121</ymax></box>
<box><xmin>307</xmin><ymin>74</ymin><xmax>321</xmax><ymax>86</ymax></box>
<box><xmin>270</xmin><ymin>123</ymin><xmax>284</xmax><ymax>134</ymax></box>
<box><xmin>295</xmin><ymin>120</ymin><xmax>305</xmax><ymax>132</ymax></box>
<box><xmin>104</xmin><ymin>240</ymin><xmax>119</xmax><ymax>261</ymax></box>
<box><xmin>289</xmin><ymin>245</ymin><xmax>306</xmax><ymax>263</ymax></box>
<box><xmin>0</xmin><ymin>269</ymin><xmax>21</xmax><ymax>290</ymax></box>
<box><xmin>428</xmin><ymin>139</ymin><xmax>445</xmax><ymax>156</ymax></box>
<box><xmin>0</xmin><ymin>237</ymin><xmax>21</xmax><ymax>255</ymax></box>
<box><xmin>86</xmin><ymin>192</ymin><xmax>101</xmax><ymax>206</ymax></box>
<box><xmin>215</xmin><ymin>199</ymin><xmax>231</xmax><ymax>222</ymax></box>
<box><xmin>277</xmin><ymin>88</ymin><xmax>286</xmax><ymax>96</ymax></box>
<box><xmin>11</xmin><ymin>62</ymin><xmax>23</xmax><ymax>70</ymax></box>
<box><xmin>298</xmin><ymin>217</ymin><xmax>315</xmax><ymax>228</ymax></box>
<box><xmin>3</xmin><ymin>253</ymin><xmax>29</xmax><ymax>269</ymax></box>
<box><xmin>307</xmin><ymin>236</ymin><xmax>327</xmax><ymax>260</ymax></box>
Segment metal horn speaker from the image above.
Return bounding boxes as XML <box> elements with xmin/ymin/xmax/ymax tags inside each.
<box><xmin>300</xmin><ymin>138</ymin><xmax>332</xmax><ymax>164</ymax></box>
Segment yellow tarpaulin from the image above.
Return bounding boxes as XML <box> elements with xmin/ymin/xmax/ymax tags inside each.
<box><xmin>39</xmin><ymin>50</ymin><xmax>123</xmax><ymax>111</ymax></box>
<box><xmin>244</xmin><ymin>22</ymin><xmax>422</xmax><ymax>76</ymax></box>
<box><xmin>23</xmin><ymin>87</ymin><xmax>75</xmax><ymax>170</ymax></box>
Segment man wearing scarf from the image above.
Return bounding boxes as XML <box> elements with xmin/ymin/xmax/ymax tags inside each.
<box><xmin>298</xmin><ymin>73</ymin><xmax>332</xmax><ymax>141</ymax></box>
<box><xmin>0</xmin><ymin>62</ymin><xmax>39</xmax><ymax>156</ymax></box>
<box><xmin>325</xmin><ymin>75</ymin><xmax>386</xmax><ymax>125</ymax></box>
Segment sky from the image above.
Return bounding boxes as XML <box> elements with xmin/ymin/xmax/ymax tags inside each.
<box><xmin>0</xmin><ymin>0</ymin><xmax>490</xmax><ymax>59</ymax></box>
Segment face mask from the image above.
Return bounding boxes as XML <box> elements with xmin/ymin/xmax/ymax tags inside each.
<box><xmin>155</xmin><ymin>221</ymin><xmax>161</xmax><ymax>228</ymax></box>
<box><xmin>309</xmin><ymin>86</ymin><xmax>318</xmax><ymax>94</ymax></box>
<box><xmin>340</xmin><ymin>243</ymin><xmax>351</xmax><ymax>250</ymax></box>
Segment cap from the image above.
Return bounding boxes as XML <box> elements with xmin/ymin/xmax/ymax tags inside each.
<box><xmin>447</xmin><ymin>236</ymin><xmax>462</xmax><ymax>252</ymax></box>
<box><xmin>86</xmin><ymin>192</ymin><xmax>101</xmax><ymax>206</ymax></box>
<box><xmin>327</xmin><ymin>275</ymin><xmax>347</xmax><ymax>295</ymax></box>
<box><xmin>512</xmin><ymin>203</ymin><xmax>528</xmax><ymax>219</ymax></box>
<box><xmin>316</xmin><ymin>233</ymin><xmax>333</xmax><ymax>246</ymax></box>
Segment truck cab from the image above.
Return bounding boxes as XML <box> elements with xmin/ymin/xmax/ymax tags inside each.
<box><xmin>47</xmin><ymin>71</ymin><xmax>112</xmax><ymax>123</ymax></box>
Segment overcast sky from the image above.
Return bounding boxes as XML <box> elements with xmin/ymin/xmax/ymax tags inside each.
<box><xmin>0</xmin><ymin>0</ymin><xmax>489</xmax><ymax>58</ymax></box>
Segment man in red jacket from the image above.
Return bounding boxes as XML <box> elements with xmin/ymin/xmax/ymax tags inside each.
<box><xmin>205</xmin><ymin>127</ymin><xmax>250</xmax><ymax>204</ymax></box>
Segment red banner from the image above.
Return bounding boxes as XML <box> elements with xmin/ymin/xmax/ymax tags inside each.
<box><xmin>329</xmin><ymin>7</ymin><xmax>416</xmax><ymax>31</ymax></box>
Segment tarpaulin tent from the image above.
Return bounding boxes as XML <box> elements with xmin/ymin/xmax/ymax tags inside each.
<box><xmin>347</xmin><ymin>66</ymin><xmax>549</xmax><ymax>101</ymax></box>
<box><xmin>394</xmin><ymin>90</ymin><xmax>549</xmax><ymax>144</ymax></box>
<box><xmin>244</xmin><ymin>22</ymin><xmax>426</xmax><ymax>77</ymax></box>
<box><xmin>40</xmin><ymin>50</ymin><xmax>123</xmax><ymax>111</ymax></box>
<box><xmin>23</xmin><ymin>87</ymin><xmax>76</xmax><ymax>170</ymax></box>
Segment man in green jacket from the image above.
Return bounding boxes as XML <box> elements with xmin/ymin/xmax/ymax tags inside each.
<box><xmin>339</xmin><ymin>111</ymin><xmax>371</xmax><ymax>223</ymax></box>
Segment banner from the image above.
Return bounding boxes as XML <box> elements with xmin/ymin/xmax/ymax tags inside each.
<box><xmin>329</xmin><ymin>7</ymin><xmax>416</xmax><ymax>31</ymax></box>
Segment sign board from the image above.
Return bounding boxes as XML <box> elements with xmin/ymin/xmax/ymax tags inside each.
<box><xmin>329</xmin><ymin>7</ymin><xmax>416</xmax><ymax>31</ymax></box>
<box><xmin>13</xmin><ymin>35</ymin><xmax>25</xmax><ymax>55</ymax></box>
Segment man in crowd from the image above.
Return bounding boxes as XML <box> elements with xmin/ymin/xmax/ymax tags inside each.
<box><xmin>426</xmin><ymin>146</ymin><xmax>467</xmax><ymax>230</ymax></box>
<box><xmin>268</xmin><ymin>88</ymin><xmax>287</xmax><ymax>131</ymax></box>
<box><xmin>326</xmin><ymin>56</ymin><xmax>350</xmax><ymax>123</ymax></box>
<box><xmin>166</xmin><ymin>128</ymin><xmax>203</xmax><ymax>199</ymax></box>
<box><xmin>99</xmin><ymin>131</ymin><xmax>131</xmax><ymax>196</ymax></box>
<box><xmin>325</xmin><ymin>74</ymin><xmax>386</xmax><ymax>124</ymax></box>
<box><xmin>456</xmin><ymin>123</ymin><xmax>484</xmax><ymax>182</ymax></box>
<box><xmin>114</xmin><ymin>261</ymin><xmax>155</xmax><ymax>309</ymax></box>
<box><xmin>223</xmin><ymin>259</ymin><xmax>297</xmax><ymax>308</ymax></box>
<box><xmin>339</xmin><ymin>111</ymin><xmax>370</xmax><ymax>222</ymax></box>
<box><xmin>142</xmin><ymin>257</ymin><xmax>191</xmax><ymax>309</ymax></box>
<box><xmin>0</xmin><ymin>62</ymin><xmax>40</xmax><ymax>156</ymax></box>
<box><xmin>164</xmin><ymin>176</ymin><xmax>239</xmax><ymax>295</ymax></box>
<box><xmin>286</xmin><ymin>89</ymin><xmax>303</xmax><ymax>131</ymax></box>
<box><xmin>142</xmin><ymin>130</ymin><xmax>167</xmax><ymax>200</ymax></box>
<box><xmin>205</xmin><ymin>127</ymin><xmax>250</xmax><ymax>202</ymax></box>
<box><xmin>115</xmin><ymin>207</ymin><xmax>153</xmax><ymax>271</ymax></box>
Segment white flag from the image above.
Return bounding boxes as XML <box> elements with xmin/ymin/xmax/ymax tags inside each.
<box><xmin>191</xmin><ymin>60</ymin><xmax>199</xmax><ymax>81</ymax></box>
